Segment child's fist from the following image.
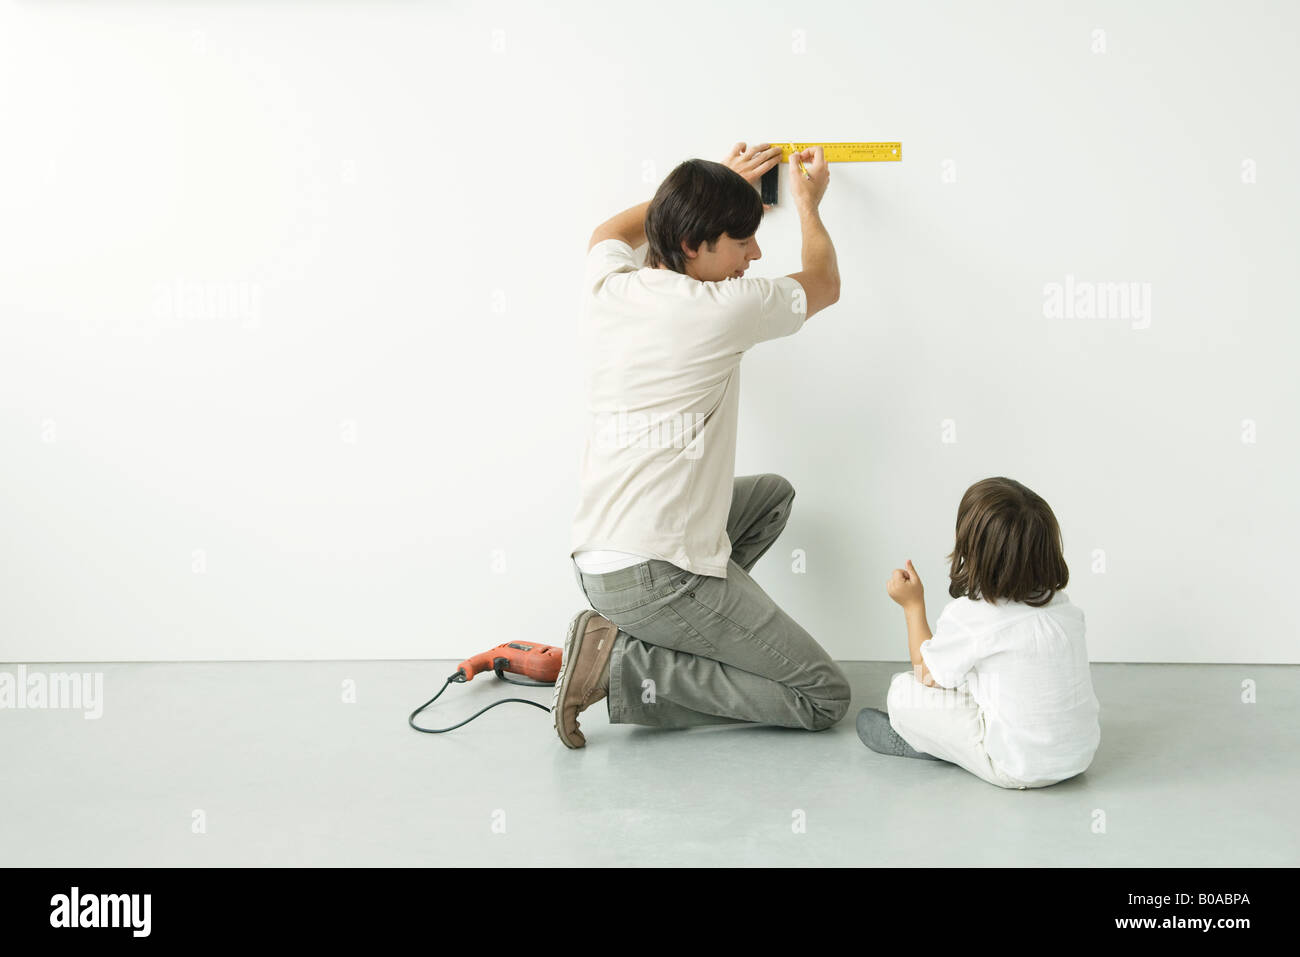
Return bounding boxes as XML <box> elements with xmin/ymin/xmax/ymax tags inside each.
<box><xmin>886</xmin><ymin>559</ymin><xmax>925</xmax><ymax>608</ymax></box>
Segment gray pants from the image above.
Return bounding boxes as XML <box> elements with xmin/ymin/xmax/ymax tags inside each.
<box><xmin>570</xmin><ymin>474</ymin><xmax>852</xmax><ymax>730</ymax></box>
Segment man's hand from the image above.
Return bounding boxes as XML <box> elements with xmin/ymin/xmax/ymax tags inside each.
<box><xmin>722</xmin><ymin>142</ymin><xmax>783</xmax><ymax>210</ymax></box>
<box><xmin>787</xmin><ymin>146</ymin><xmax>830</xmax><ymax>214</ymax></box>
<box><xmin>886</xmin><ymin>559</ymin><xmax>925</xmax><ymax>609</ymax></box>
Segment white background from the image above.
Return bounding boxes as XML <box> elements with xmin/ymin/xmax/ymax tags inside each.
<box><xmin>2</xmin><ymin>1</ymin><xmax>1296</xmax><ymax>663</ymax></box>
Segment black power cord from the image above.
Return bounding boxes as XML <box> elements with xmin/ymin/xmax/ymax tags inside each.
<box><xmin>408</xmin><ymin>670</ymin><xmax>554</xmax><ymax>734</ymax></box>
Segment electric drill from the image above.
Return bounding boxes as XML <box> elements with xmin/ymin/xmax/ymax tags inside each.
<box><xmin>455</xmin><ymin>640</ymin><xmax>562</xmax><ymax>684</ymax></box>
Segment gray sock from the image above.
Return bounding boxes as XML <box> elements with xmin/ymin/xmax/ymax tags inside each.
<box><xmin>856</xmin><ymin>707</ymin><xmax>944</xmax><ymax>761</ymax></box>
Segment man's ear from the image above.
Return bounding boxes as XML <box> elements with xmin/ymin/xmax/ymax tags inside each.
<box><xmin>679</xmin><ymin>238</ymin><xmax>698</xmax><ymax>261</ymax></box>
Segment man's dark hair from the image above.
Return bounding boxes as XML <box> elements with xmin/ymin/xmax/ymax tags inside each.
<box><xmin>946</xmin><ymin>477</ymin><xmax>1069</xmax><ymax>607</ymax></box>
<box><xmin>643</xmin><ymin>159</ymin><xmax>763</xmax><ymax>274</ymax></box>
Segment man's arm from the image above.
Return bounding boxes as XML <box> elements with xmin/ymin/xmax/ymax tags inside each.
<box><xmin>785</xmin><ymin>207</ymin><xmax>840</xmax><ymax>319</ymax></box>
<box><xmin>589</xmin><ymin>200</ymin><xmax>651</xmax><ymax>252</ymax></box>
<box><xmin>782</xmin><ymin>147</ymin><xmax>839</xmax><ymax>320</ymax></box>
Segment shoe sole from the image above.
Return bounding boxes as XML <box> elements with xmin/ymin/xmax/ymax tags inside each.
<box><xmin>552</xmin><ymin>609</ymin><xmax>597</xmax><ymax>749</ymax></box>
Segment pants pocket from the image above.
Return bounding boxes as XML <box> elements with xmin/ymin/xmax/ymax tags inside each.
<box><xmin>590</xmin><ymin>582</ymin><xmax>674</xmax><ymax>622</ymax></box>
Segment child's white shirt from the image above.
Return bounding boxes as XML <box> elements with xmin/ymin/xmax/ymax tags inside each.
<box><xmin>919</xmin><ymin>590</ymin><xmax>1101</xmax><ymax>783</ymax></box>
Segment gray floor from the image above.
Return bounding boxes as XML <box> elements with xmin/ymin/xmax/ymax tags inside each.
<box><xmin>2</xmin><ymin>661</ymin><xmax>1296</xmax><ymax>866</ymax></box>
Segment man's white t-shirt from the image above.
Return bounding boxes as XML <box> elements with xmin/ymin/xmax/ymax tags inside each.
<box><xmin>570</xmin><ymin>239</ymin><xmax>807</xmax><ymax>578</ymax></box>
<box><xmin>919</xmin><ymin>590</ymin><xmax>1101</xmax><ymax>784</ymax></box>
<box><xmin>572</xmin><ymin>548</ymin><xmax>646</xmax><ymax>574</ymax></box>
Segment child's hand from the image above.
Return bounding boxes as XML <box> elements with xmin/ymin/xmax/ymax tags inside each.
<box><xmin>886</xmin><ymin>559</ymin><xmax>925</xmax><ymax>609</ymax></box>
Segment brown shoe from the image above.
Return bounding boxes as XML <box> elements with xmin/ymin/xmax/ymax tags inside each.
<box><xmin>552</xmin><ymin>609</ymin><xmax>618</xmax><ymax>749</ymax></box>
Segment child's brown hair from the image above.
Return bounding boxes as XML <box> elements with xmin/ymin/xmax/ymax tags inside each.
<box><xmin>946</xmin><ymin>477</ymin><xmax>1069</xmax><ymax>607</ymax></box>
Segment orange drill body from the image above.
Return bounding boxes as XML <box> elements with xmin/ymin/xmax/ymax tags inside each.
<box><xmin>456</xmin><ymin>641</ymin><xmax>562</xmax><ymax>684</ymax></box>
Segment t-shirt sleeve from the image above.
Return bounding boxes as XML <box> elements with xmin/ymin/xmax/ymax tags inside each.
<box><xmin>712</xmin><ymin>275</ymin><xmax>808</xmax><ymax>350</ymax></box>
<box><xmin>584</xmin><ymin>238</ymin><xmax>639</xmax><ymax>293</ymax></box>
<box><xmin>919</xmin><ymin>603</ymin><xmax>982</xmax><ymax>689</ymax></box>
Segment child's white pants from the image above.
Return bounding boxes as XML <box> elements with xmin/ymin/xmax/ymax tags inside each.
<box><xmin>886</xmin><ymin>670</ymin><xmax>1047</xmax><ymax>790</ymax></box>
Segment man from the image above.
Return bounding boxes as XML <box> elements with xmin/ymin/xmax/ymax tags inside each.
<box><xmin>554</xmin><ymin>143</ymin><xmax>851</xmax><ymax>748</ymax></box>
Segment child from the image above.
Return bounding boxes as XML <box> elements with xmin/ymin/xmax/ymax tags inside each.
<box><xmin>856</xmin><ymin>477</ymin><xmax>1101</xmax><ymax>789</ymax></box>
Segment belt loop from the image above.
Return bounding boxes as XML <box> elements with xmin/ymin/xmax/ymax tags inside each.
<box><xmin>636</xmin><ymin>561</ymin><xmax>651</xmax><ymax>587</ymax></box>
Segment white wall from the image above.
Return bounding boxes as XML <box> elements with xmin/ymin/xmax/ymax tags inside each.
<box><xmin>2</xmin><ymin>0</ymin><xmax>1296</xmax><ymax>663</ymax></box>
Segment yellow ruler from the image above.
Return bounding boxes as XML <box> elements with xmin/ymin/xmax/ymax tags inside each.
<box><xmin>775</xmin><ymin>142</ymin><xmax>902</xmax><ymax>162</ymax></box>
<box><xmin>761</xmin><ymin>142</ymin><xmax>901</xmax><ymax>204</ymax></box>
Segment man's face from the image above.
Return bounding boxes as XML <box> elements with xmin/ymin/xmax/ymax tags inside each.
<box><xmin>682</xmin><ymin>232</ymin><xmax>762</xmax><ymax>282</ymax></box>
